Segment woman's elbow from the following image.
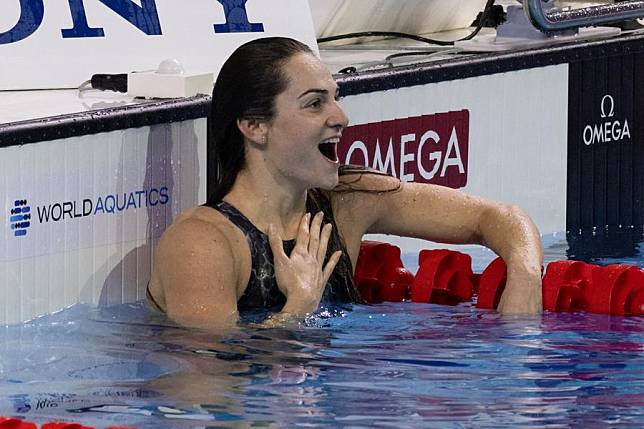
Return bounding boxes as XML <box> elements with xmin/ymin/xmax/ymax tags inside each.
<box><xmin>478</xmin><ymin>202</ymin><xmax>541</xmax><ymax>246</ymax></box>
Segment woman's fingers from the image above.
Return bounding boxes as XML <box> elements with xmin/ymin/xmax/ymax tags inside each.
<box><xmin>294</xmin><ymin>213</ymin><xmax>311</xmax><ymax>254</ymax></box>
<box><xmin>308</xmin><ymin>212</ymin><xmax>323</xmax><ymax>254</ymax></box>
<box><xmin>267</xmin><ymin>224</ymin><xmax>287</xmax><ymax>265</ymax></box>
<box><xmin>322</xmin><ymin>251</ymin><xmax>342</xmax><ymax>284</ymax></box>
<box><xmin>291</xmin><ymin>212</ymin><xmax>337</xmax><ymax>273</ymax></box>
<box><xmin>271</xmin><ymin>212</ymin><xmax>341</xmax><ymax>315</ymax></box>
<box><xmin>317</xmin><ymin>223</ymin><xmax>332</xmax><ymax>263</ymax></box>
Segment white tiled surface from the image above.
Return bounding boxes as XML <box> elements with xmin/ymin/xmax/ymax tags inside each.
<box><xmin>319</xmin><ymin>28</ymin><xmax>483</xmax><ymax>74</ymax></box>
<box><xmin>0</xmin><ymin>89</ymin><xmax>147</xmax><ymax>124</ymax></box>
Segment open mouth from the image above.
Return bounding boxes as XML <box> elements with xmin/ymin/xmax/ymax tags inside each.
<box><xmin>318</xmin><ymin>138</ymin><xmax>339</xmax><ymax>163</ymax></box>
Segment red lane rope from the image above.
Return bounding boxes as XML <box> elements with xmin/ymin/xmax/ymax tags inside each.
<box><xmin>354</xmin><ymin>241</ymin><xmax>644</xmax><ymax>316</ymax></box>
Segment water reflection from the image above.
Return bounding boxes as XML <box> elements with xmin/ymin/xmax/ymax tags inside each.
<box><xmin>137</xmin><ymin>322</ymin><xmax>340</xmax><ymax>426</ymax></box>
<box><xmin>566</xmin><ymin>227</ymin><xmax>644</xmax><ymax>265</ymax></box>
<box><xmin>0</xmin><ymin>300</ymin><xmax>642</xmax><ymax>428</ymax></box>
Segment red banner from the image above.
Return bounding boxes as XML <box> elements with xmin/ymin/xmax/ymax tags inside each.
<box><xmin>339</xmin><ymin>110</ymin><xmax>470</xmax><ymax>188</ymax></box>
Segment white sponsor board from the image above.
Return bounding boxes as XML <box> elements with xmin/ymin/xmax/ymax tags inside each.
<box><xmin>0</xmin><ymin>0</ymin><xmax>317</xmax><ymax>90</ymax></box>
<box><xmin>338</xmin><ymin>65</ymin><xmax>570</xmax><ymax>257</ymax></box>
<box><xmin>0</xmin><ymin>119</ymin><xmax>207</xmax><ymax>324</ymax></box>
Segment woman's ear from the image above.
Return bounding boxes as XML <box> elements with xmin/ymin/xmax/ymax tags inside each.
<box><xmin>237</xmin><ymin>119</ymin><xmax>268</xmax><ymax>145</ymax></box>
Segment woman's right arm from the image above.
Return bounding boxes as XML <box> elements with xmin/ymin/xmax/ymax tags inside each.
<box><xmin>154</xmin><ymin>218</ymin><xmax>241</xmax><ymax>330</ymax></box>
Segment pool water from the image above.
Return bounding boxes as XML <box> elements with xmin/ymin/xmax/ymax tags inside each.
<box><xmin>0</xmin><ymin>235</ymin><xmax>643</xmax><ymax>429</ymax></box>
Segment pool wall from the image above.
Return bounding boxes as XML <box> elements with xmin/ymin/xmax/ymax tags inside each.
<box><xmin>1</xmin><ymin>99</ymin><xmax>208</xmax><ymax>324</ymax></box>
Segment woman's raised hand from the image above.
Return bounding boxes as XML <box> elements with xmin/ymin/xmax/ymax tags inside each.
<box><xmin>268</xmin><ymin>212</ymin><xmax>342</xmax><ymax>315</ymax></box>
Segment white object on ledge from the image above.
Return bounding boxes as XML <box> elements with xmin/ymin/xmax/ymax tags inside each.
<box><xmin>128</xmin><ymin>60</ymin><xmax>214</xmax><ymax>99</ymax></box>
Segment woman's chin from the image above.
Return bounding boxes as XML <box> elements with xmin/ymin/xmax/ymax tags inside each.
<box><xmin>317</xmin><ymin>172</ymin><xmax>339</xmax><ymax>190</ymax></box>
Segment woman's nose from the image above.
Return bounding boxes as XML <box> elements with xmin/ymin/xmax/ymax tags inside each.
<box><xmin>328</xmin><ymin>101</ymin><xmax>349</xmax><ymax>130</ymax></box>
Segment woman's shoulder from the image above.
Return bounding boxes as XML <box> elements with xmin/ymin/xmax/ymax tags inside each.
<box><xmin>333</xmin><ymin>165</ymin><xmax>402</xmax><ymax>195</ymax></box>
<box><xmin>150</xmin><ymin>204</ymin><xmax>249</xmax><ymax>319</ymax></box>
<box><xmin>165</xmin><ymin>205</ymin><xmax>218</xmax><ymax>232</ymax></box>
<box><xmin>326</xmin><ymin>166</ymin><xmax>403</xmax><ymax>236</ymax></box>
<box><xmin>159</xmin><ymin>205</ymin><xmax>242</xmax><ymax>255</ymax></box>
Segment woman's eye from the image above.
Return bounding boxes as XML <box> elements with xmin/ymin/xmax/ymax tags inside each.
<box><xmin>308</xmin><ymin>99</ymin><xmax>322</xmax><ymax>109</ymax></box>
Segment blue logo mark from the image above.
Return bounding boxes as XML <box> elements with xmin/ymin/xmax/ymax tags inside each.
<box><xmin>214</xmin><ymin>0</ymin><xmax>265</xmax><ymax>33</ymax></box>
<box><xmin>0</xmin><ymin>0</ymin><xmax>264</xmax><ymax>45</ymax></box>
<box><xmin>10</xmin><ymin>199</ymin><xmax>31</xmax><ymax>237</ymax></box>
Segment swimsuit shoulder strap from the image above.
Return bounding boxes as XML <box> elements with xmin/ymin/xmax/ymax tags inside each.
<box><xmin>211</xmin><ymin>201</ymin><xmax>262</xmax><ymax>237</ymax></box>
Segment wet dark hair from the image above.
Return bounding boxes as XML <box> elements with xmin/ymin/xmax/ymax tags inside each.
<box><xmin>207</xmin><ymin>37</ymin><xmax>313</xmax><ymax>202</ymax></box>
<box><xmin>206</xmin><ymin>37</ymin><xmax>364</xmax><ymax>304</ymax></box>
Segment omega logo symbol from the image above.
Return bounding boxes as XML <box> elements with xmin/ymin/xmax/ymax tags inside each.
<box><xmin>600</xmin><ymin>94</ymin><xmax>615</xmax><ymax>119</ymax></box>
<box><xmin>583</xmin><ymin>93</ymin><xmax>631</xmax><ymax>146</ymax></box>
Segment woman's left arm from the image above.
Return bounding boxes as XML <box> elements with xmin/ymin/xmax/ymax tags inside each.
<box><xmin>335</xmin><ymin>173</ymin><xmax>543</xmax><ymax>314</ymax></box>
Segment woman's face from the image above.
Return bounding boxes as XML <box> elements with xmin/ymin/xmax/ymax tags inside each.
<box><xmin>264</xmin><ymin>52</ymin><xmax>349</xmax><ymax>190</ymax></box>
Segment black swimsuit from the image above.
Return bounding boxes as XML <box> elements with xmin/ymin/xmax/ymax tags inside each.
<box><xmin>211</xmin><ymin>201</ymin><xmax>351</xmax><ymax>315</ymax></box>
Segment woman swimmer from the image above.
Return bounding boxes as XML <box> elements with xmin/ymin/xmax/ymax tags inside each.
<box><xmin>147</xmin><ymin>37</ymin><xmax>543</xmax><ymax>329</ymax></box>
